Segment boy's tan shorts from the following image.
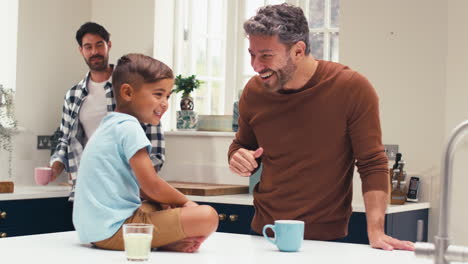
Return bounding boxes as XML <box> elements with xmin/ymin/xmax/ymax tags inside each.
<box><xmin>94</xmin><ymin>201</ymin><xmax>186</xmax><ymax>250</ymax></box>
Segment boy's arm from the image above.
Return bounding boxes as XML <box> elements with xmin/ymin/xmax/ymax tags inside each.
<box><xmin>139</xmin><ymin>188</ymin><xmax>151</xmax><ymax>201</ymax></box>
<box><xmin>130</xmin><ymin>148</ymin><xmax>189</xmax><ymax>207</ymax></box>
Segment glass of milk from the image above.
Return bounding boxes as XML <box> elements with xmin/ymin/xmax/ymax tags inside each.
<box><xmin>123</xmin><ymin>223</ymin><xmax>154</xmax><ymax>261</ymax></box>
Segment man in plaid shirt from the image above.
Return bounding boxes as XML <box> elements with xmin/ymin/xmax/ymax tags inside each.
<box><xmin>50</xmin><ymin>22</ymin><xmax>165</xmax><ymax>201</ymax></box>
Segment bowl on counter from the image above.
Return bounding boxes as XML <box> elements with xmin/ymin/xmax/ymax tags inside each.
<box><xmin>197</xmin><ymin>115</ymin><xmax>233</xmax><ymax>132</ymax></box>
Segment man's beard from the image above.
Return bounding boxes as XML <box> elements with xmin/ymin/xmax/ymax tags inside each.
<box><xmin>85</xmin><ymin>55</ymin><xmax>109</xmax><ymax>72</ymax></box>
<box><xmin>264</xmin><ymin>57</ymin><xmax>297</xmax><ymax>92</ymax></box>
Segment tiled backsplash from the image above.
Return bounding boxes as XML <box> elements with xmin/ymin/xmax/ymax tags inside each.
<box><xmin>0</xmin><ymin>130</ymin><xmax>67</xmax><ymax>185</ymax></box>
<box><xmin>160</xmin><ymin>131</ymin><xmax>247</xmax><ymax>186</ymax></box>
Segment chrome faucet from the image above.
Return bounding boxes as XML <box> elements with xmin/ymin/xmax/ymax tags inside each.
<box><xmin>415</xmin><ymin>120</ymin><xmax>468</xmax><ymax>263</ymax></box>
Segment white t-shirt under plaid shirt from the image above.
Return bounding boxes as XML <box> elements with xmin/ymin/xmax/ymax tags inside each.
<box><xmin>50</xmin><ymin>69</ymin><xmax>165</xmax><ymax>201</ymax></box>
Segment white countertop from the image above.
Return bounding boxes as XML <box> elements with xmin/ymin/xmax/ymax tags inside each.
<box><xmin>0</xmin><ymin>185</ymin><xmax>71</xmax><ymax>200</ymax></box>
<box><xmin>186</xmin><ymin>193</ymin><xmax>430</xmax><ymax>214</ymax></box>
<box><xmin>0</xmin><ymin>231</ymin><xmax>432</xmax><ymax>264</ymax></box>
<box><xmin>0</xmin><ymin>185</ymin><xmax>430</xmax><ymax>213</ymax></box>
<box><xmin>165</xmin><ymin>130</ymin><xmax>236</xmax><ymax>137</ymax></box>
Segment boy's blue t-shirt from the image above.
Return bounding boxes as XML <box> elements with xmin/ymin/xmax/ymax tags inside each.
<box><xmin>73</xmin><ymin>112</ymin><xmax>151</xmax><ymax>243</ymax></box>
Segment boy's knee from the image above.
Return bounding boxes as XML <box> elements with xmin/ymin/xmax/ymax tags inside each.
<box><xmin>180</xmin><ymin>205</ymin><xmax>219</xmax><ymax>237</ymax></box>
<box><xmin>198</xmin><ymin>205</ymin><xmax>218</xmax><ymax>220</ymax></box>
<box><xmin>198</xmin><ymin>205</ymin><xmax>219</xmax><ymax>228</ymax></box>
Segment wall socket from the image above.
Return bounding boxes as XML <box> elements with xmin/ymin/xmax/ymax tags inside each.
<box><xmin>384</xmin><ymin>144</ymin><xmax>399</xmax><ymax>160</ymax></box>
<box><xmin>37</xmin><ymin>135</ymin><xmax>52</xmax><ymax>150</ymax></box>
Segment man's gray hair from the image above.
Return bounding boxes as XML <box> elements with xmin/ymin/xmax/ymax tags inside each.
<box><xmin>244</xmin><ymin>3</ymin><xmax>310</xmax><ymax>55</ymax></box>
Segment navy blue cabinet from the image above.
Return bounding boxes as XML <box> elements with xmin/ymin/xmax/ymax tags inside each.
<box><xmin>0</xmin><ymin>197</ymin><xmax>74</xmax><ymax>238</ymax></box>
<box><xmin>0</xmin><ymin>197</ymin><xmax>428</xmax><ymax>244</ymax></box>
<box><xmin>199</xmin><ymin>202</ymin><xmax>255</xmax><ymax>234</ymax></box>
<box><xmin>385</xmin><ymin>209</ymin><xmax>429</xmax><ymax>242</ymax></box>
<box><xmin>199</xmin><ymin>201</ymin><xmax>428</xmax><ymax>244</ymax></box>
<box><xmin>343</xmin><ymin>209</ymin><xmax>428</xmax><ymax>244</ymax></box>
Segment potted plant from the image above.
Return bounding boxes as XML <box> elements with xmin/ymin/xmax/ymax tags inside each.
<box><xmin>172</xmin><ymin>74</ymin><xmax>203</xmax><ymax>110</ymax></box>
<box><xmin>0</xmin><ymin>84</ymin><xmax>18</xmax><ymax>179</ymax></box>
<box><xmin>172</xmin><ymin>75</ymin><xmax>203</xmax><ymax>130</ymax></box>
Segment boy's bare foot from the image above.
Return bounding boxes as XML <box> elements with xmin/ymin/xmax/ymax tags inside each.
<box><xmin>159</xmin><ymin>236</ymin><xmax>206</xmax><ymax>253</ymax></box>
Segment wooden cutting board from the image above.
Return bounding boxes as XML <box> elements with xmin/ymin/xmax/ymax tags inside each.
<box><xmin>167</xmin><ymin>181</ymin><xmax>248</xmax><ymax>196</ymax></box>
<box><xmin>0</xmin><ymin>181</ymin><xmax>14</xmax><ymax>193</ymax></box>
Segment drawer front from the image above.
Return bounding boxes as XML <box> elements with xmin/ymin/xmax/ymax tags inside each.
<box><xmin>0</xmin><ymin>225</ymin><xmax>20</xmax><ymax>239</ymax></box>
<box><xmin>198</xmin><ymin>202</ymin><xmax>255</xmax><ymax>234</ymax></box>
<box><xmin>0</xmin><ymin>198</ymin><xmax>74</xmax><ymax>237</ymax></box>
<box><xmin>386</xmin><ymin>209</ymin><xmax>429</xmax><ymax>242</ymax></box>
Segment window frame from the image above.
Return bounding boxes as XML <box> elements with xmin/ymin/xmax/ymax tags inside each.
<box><xmin>305</xmin><ymin>0</ymin><xmax>340</xmax><ymax>61</ymax></box>
<box><xmin>161</xmin><ymin>0</ymin><xmax>339</xmax><ymax>131</ymax></box>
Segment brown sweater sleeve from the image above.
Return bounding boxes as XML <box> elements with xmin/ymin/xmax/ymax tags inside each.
<box><xmin>228</xmin><ymin>81</ymin><xmax>260</xmax><ymax>162</ymax></box>
<box><xmin>346</xmin><ymin>72</ymin><xmax>389</xmax><ymax>194</ymax></box>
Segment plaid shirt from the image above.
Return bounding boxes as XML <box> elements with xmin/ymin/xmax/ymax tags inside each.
<box><xmin>50</xmin><ymin>69</ymin><xmax>165</xmax><ymax>201</ymax></box>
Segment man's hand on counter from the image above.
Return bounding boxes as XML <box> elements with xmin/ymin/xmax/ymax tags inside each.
<box><xmin>364</xmin><ymin>190</ymin><xmax>415</xmax><ymax>251</ymax></box>
<box><xmin>368</xmin><ymin>231</ymin><xmax>415</xmax><ymax>251</ymax></box>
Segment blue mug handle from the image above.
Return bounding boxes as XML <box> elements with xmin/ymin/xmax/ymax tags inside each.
<box><xmin>263</xmin><ymin>224</ymin><xmax>276</xmax><ymax>245</ymax></box>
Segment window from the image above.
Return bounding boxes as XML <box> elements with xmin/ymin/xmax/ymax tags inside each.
<box><xmin>166</xmin><ymin>0</ymin><xmax>339</xmax><ymax>130</ymax></box>
<box><xmin>307</xmin><ymin>0</ymin><xmax>340</xmax><ymax>62</ymax></box>
<box><xmin>0</xmin><ymin>0</ymin><xmax>19</xmax><ymax>91</ymax></box>
<box><xmin>176</xmin><ymin>0</ymin><xmax>228</xmax><ymax>115</ymax></box>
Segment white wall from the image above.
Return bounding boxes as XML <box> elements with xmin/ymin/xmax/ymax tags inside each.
<box><xmin>91</xmin><ymin>0</ymin><xmax>155</xmax><ymax>63</ymax></box>
<box><xmin>1</xmin><ymin>0</ymin><xmax>91</xmax><ymax>184</ymax></box>
<box><xmin>446</xmin><ymin>0</ymin><xmax>468</xmax><ymax>245</ymax></box>
<box><xmin>0</xmin><ymin>0</ymin><xmax>19</xmax><ymax>180</ymax></box>
<box><xmin>160</xmin><ymin>133</ymin><xmax>248</xmax><ymax>186</ymax></box>
<box><xmin>1</xmin><ymin>0</ymin><xmax>157</xmax><ymax>184</ymax></box>
<box><xmin>341</xmin><ymin>0</ymin><xmax>468</xmax><ymax>246</ymax></box>
<box><xmin>0</xmin><ymin>0</ymin><xmax>19</xmax><ymax>90</ymax></box>
<box><xmin>341</xmin><ymin>0</ymin><xmax>447</xmax><ymax>243</ymax></box>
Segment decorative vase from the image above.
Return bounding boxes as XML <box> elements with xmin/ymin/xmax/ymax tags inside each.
<box><xmin>232</xmin><ymin>101</ymin><xmax>239</xmax><ymax>132</ymax></box>
<box><xmin>176</xmin><ymin>110</ymin><xmax>198</xmax><ymax>130</ymax></box>
<box><xmin>180</xmin><ymin>95</ymin><xmax>194</xmax><ymax>110</ymax></box>
<box><xmin>249</xmin><ymin>164</ymin><xmax>262</xmax><ymax>194</ymax></box>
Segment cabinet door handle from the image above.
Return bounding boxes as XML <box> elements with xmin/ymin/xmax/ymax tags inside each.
<box><xmin>218</xmin><ymin>213</ymin><xmax>226</xmax><ymax>221</ymax></box>
<box><xmin>0</xmin><ymin>211</ymin><xmax>6</xmax><ymax>219</ymax></box>
<box><xmin>229</xmin><ymin>214</ymin><xmax>238</xmax><ymax>222</ymax></box>
<box><xmin>416</xmin><ymin>219</ymin><xmax>424</xmax><ymax>242</ymax></box>
<box><xmin>0</xmin><ymin>232</ymin><xmax>7</xmax><ymax>238</ymax></box>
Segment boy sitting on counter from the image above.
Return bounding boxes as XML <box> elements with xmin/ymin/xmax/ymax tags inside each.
<box><xmin>73</xmin><ymin>53</ymin><xmax>218</xmax><ymax>252</ymax></box>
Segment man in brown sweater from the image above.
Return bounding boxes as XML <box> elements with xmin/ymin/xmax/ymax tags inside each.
<box><xmin>228</xmin><ymin>3</ymin><xmax>414</xmax><ymax>251</ymax></box>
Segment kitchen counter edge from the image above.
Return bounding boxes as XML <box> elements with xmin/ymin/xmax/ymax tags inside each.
<box><xmin>0</xmin><ymin>185</ymin><xmax>430</xmax><ymax>213</ymax></box>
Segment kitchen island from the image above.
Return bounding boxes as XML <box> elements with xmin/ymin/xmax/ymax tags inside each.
<box><xmin>0</xmin><ymin>231</ymin><xmax>432</xmax><ymax>264</ymax></box>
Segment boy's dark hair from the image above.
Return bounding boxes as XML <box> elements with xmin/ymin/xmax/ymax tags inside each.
<box><xmin>75</xmin><ymin>22</ymin><xmax>110</xmax><ymax>46</ymax></box>
<box><xmin>112</xmin><ymin>53</ymin><xmax>174</xmax><ymax>101</ymax></box>
<box><xmin>244</xmin><ymin>3</ymin><xmax>310</xmax><ymax>55</ymax></box>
